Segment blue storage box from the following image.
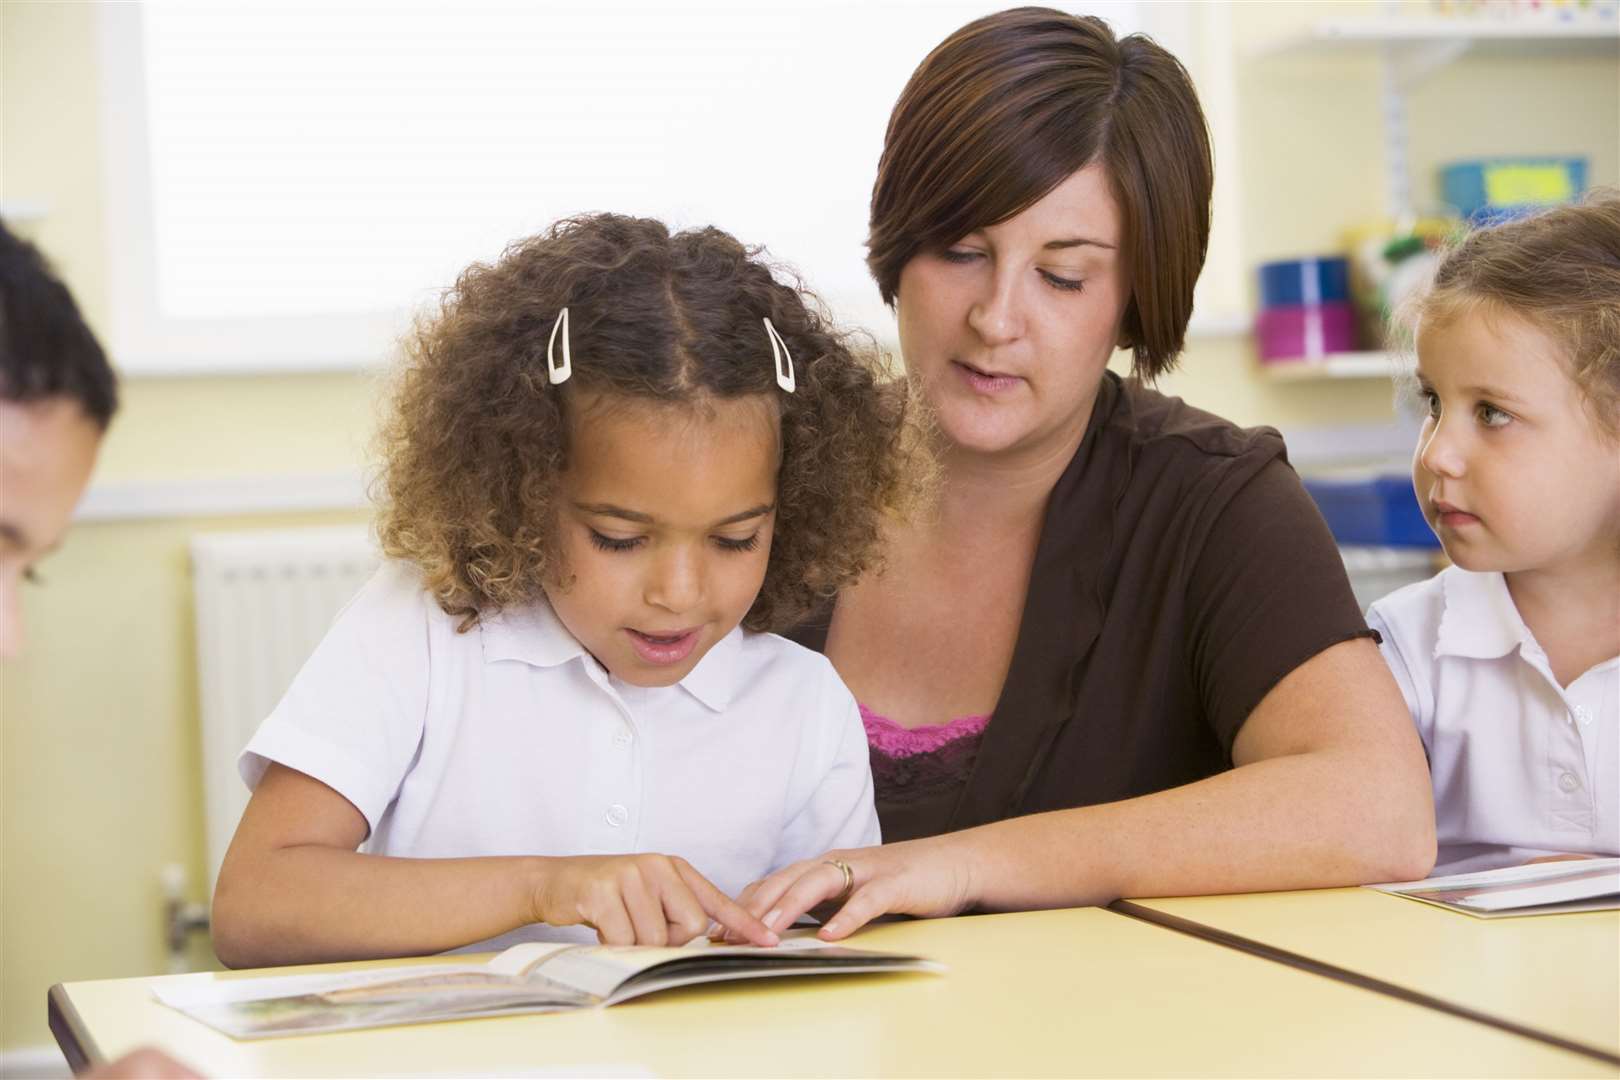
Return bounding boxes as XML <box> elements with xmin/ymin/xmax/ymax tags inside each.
<box><xmin>1302</xmin><ymin>474</ymin><xmax>1440</xmax><ymax>549</ymax></box>
<box><xmin>1441</xmin><ymin>158</ymin><xmax>1587</xmax><ymax>225</ymax></box>
<box><xmin>1259</xmin><ymin>257</ymin><xmax>1350</xmax><ymax>308</ymax></box>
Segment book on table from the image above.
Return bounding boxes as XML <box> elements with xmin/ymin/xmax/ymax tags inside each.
<box><xmin>154</xmin><ymin>935</ymin><xmax>943</xmax><ymax>1038</ymax></box>
<box><xmin>1369</xmin><ymin>857</ymin><xmax>1620</xmax><ymax>918</ymax></box>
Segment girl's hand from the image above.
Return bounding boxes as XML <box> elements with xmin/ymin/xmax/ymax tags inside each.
<box><xmin>534</xmin><ymin>854</ymin><xmax>779</xmax><ymax>947</ymax></box>
<box><xmin>729</xmin><ymin>837</ymin><xmax>978</xmax><ymax>942</ymax></box>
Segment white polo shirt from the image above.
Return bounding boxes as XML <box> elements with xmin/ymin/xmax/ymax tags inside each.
<box><xmin>240</xmin><ymin>561</ymin><xmax>879</xmax><ymax>950</ymax></box>
<box><xmin>1368</xmin><ymin>567</ymin><xmax>1618</xmax><ymax>875</ymax></box>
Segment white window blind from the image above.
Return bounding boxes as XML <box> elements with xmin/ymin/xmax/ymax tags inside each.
<box><xmin>100</xmin><ymin>2</ymin><xmax>1146</xmax><ymax>374</ymax></box>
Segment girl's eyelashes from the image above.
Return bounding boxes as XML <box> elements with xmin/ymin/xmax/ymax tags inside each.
<box><xmin>940</xmin><ymin>248</ymin><xmax>979</xmax><ymax>264</ymax></box>
<box><xmin>1038</xmin><ymin>269</ymin><xmax>1085</xmax><ymax>293</ymax></box>
<box><xmin>587</xmin><ymin>529</ymin><xmax>762</xmax><ymax>554</ymax></box>
<box><xmin>1417</xmin><ymin>387</ymin><xmax>1513</xmax><ymax>429</ymax></box>
<box><xmin>588</xmin><ymin>529</ymin><xmax>642</xmax><ymax>553</ymax></box>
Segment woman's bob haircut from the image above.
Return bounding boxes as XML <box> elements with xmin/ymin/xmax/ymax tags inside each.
<box><xmin>867</xmin><ymin>6</ymin><xmax>1213</xmax><ymax>380</ymax></box>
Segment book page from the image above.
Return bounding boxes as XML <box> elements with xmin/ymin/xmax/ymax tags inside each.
<box><xmin>1370</xmin><ymin>857</ymin><xmax>1620</xmax><ymax>917</ymax></box>
<box><xmin>153</xmin><ymin>950</ymin><xmax>591</xmax><ymax>1039</ymax></box>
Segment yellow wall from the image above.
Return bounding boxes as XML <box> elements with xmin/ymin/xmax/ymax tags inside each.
<box><xmin>1</xmin><ymin>0</ymin><xmax>1615</xmax><ymax>1052</ymax></box>
<box><xmin>1</xmin><ymin>2</ymin><xmax>377</xmax><ymax>1050</ymax></box>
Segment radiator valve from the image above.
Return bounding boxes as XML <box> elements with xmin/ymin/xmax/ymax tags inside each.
<box><xmin>161</xmin><ymin>862</ymin><xmax>211</xmax><ymax>971</ymax></box>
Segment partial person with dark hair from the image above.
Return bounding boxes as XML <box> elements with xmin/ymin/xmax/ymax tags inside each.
<box><xmin>1369</xmin><ymin>191</ymin><xmax>1620</xmax><ymax>874</ymax></box>
<box><xmin>0</xmin><ymin>221</ymin><xmax>117</xmax><ymax>656</ymax></box>
<box><xmin>1</xmin><ymin>221</ymin><xmax>198</xmax><ymax>1077</ymax></box>
<box><xmin>212</xmin><ymin>214</ymin><xmax>923</xmax><ymax>967</ymax></box>
<box><xmin>731</xmin><ymin>7</ymin><xmax>1437</xmax><ymax>939</ymax></box>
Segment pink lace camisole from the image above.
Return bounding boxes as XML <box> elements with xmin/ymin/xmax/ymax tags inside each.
<box><xmin>860</xmin><ymin>704</ymin><xmax>989</xmax><ymax>836</ymax></box>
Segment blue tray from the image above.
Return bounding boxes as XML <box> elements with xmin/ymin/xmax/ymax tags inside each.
<box><xmin>1259</xmin><ymin>256</ymin><xmax>1350</xmax><ymax>307</ymax></box>
<box><xmin>1303</xmin><ymin>474</ymin><xmax>1440</xmax><ymax>548</ymax></box>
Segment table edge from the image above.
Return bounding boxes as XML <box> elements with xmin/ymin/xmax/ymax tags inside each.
<box><xmin>1109</xmin><ymin>899</ymin><xmax>1620</xmax><ymax>1068</ymax></box>
<box><xmin>48</xmin><ymin>982</ymin><xmax>101</xmax><ymax>1076</ymax></box>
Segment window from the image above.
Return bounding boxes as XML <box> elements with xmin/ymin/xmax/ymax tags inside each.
<box><xmin>99</xmin><ymin>2</ymin><xmax>1156</xmax><ymax>374</ymax></box>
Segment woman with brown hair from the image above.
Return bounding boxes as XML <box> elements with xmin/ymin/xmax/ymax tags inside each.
<box><xmin>735</xmin><ymin>7</ymin><xmax>1437</xmax><ymax>938</ymax></box>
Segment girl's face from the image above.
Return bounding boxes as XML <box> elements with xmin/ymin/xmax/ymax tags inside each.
<box><xmin>544</xmin><ymin>392</ymin><xmax>779</xmax><ymax>688</ymax></box>
<box><xmin>894</xmin><ymin>163</ymin><xmax>1131</xmax><ymax>464</ymax></box>
<box><xmin>1413</xmin><ymin>307</ymin><xmax>1620</xmax><ymax>579</ymax></box>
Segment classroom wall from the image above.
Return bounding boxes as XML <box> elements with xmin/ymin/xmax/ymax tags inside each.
<box><xmin>2</xmin><ymin>0</ymin><xmax>1614</xmax><ymax>1053</ymax></box>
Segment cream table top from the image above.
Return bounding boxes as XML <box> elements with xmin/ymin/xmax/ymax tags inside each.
<box><xmin>50</xmin><ymin>905</ymin><xmax>1615</xmax><ymax>1077</ymax></box>
<box><xmin>1120</xmin><ymin>886</ymin><xmax>1619</xmax><ymax>1062</ymax></box>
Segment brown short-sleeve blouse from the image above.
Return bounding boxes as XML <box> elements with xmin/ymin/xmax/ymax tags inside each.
<box><xmin>788</xmin><ymin>372</ymin><xmax>1374</xmax><ymax>842</ymax></box>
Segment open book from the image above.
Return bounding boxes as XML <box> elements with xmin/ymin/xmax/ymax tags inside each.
<box><xmin>154</xmin><ymin>936</ymin><xmax>943</xmax><ymax>1038</ymax></box>
<box><xmin>1369</xmin><ymin>857</ymin><xmax>1620</xmax><ymax>918</ymax></box>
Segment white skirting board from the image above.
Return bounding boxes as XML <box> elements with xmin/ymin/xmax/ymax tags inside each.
<box><xmin>0</xmin><ymin>1044</ymin><xmax>72</xmax><ymax>1079</ymax></box>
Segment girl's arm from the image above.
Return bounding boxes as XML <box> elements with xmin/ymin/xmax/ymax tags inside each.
<box><xmin>733</xmin><ymin>636</ymin><xmax>1436</xmax><ymax>939</ymax></box>
<box><xmin>212</xmin><ymin>763</ymin><xmax>776</xmax><ymax>968</ymax></box>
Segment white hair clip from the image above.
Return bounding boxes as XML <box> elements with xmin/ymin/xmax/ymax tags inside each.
<box><xmin>763</xmin><ymin>317</ymin><xmax>795</xmax><ymax>394</ymax></box>
<box><xmin>547</xmin><ymin>307</ymin><xmax>572</xmax><ymax>386</ymax></box>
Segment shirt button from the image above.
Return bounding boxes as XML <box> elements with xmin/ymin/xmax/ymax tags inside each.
<box><xmin>1573</xmin><ymin>706</ymin><xmax>1592</xmax><ymax>725</ymax></box>
<box><xmin>1557</xmin><ymin>772</ymin><xmax>1581</xmax><ymax>794</ymax></box>
<box><xmin>613</xmin><ymin>730</ymin><xmax>633</xmax><ymax>748</ymax></box>
<box><xmin>605</xmin><ymin>804</ymin><xmax>630</xmax><ymax>827</ymax></box>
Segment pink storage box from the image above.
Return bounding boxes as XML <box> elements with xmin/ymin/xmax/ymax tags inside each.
<box><xmin>1256</xmin><ymin>302</ymin><xmax>1356</xmax><ymax>362</ymax></box>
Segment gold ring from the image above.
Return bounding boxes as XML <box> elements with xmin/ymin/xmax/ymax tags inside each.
<box><xmin>823</xmin><ymin>858</ymin><xmax>854</xmax><ymax>903</ymax></box>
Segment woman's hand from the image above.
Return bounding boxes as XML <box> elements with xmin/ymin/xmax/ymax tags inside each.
<box><xmin>729</xmin><ymin>837</ymin><xmax>979</xmax><ymax>942</ymax></box>
<box><xmin>533</xmin><ymin>854</ymin><xmax>779</xmax><ymax>947</ymax></box>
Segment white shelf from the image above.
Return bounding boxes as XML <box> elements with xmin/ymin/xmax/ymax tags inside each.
<box><xmin>1259</xmin><ymin>351</ymin><xmax>1410</xmax><ymax>381</ymax></box>
<box><xmin>1260</xmin><ymin>16</ymin><xmax>1619</xmax><ymax>57</ymax></box>
<box><xmin>1256</xmin><ymin>12</ymin><xmax>1615</xmax><ymax>215</ymax></box>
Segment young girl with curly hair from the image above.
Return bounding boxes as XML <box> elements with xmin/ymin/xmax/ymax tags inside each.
<box><xmin>211</xmin><ymin>214</ymin><xmax>918</xmax><ymax>966</ymax></box>
<box><xmin>1368</xmin><ymin>191</ymin><xmax>1620</xmax><ymax>874</ymax></box>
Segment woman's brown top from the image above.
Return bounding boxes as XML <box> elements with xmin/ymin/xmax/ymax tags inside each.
<box><xmin>788</xmin><ymin>372</ymin><xmax>1374</xmax><ymax>842</ymax></box>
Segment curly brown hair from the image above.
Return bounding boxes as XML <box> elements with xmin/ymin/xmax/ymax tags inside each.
<box><xmin>376</xmin><ymin>213</ymin><xmax>920</xmax><ymax>633</ymax></box>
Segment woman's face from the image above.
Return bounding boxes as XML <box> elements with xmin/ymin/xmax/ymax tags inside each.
<box><xmin>895</xmin><ymin>163</ymin><xmax>1131</xmax><ymax>463</ymax></box>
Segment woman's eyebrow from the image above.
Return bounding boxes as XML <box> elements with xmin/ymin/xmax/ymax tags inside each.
<box><xmin>1044</xmin><ymin>236</ymin><xmax>1115</xmax><ymax>251</ymax></box>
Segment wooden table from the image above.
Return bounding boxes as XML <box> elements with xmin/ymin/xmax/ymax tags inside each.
<box><xmin>50</xmin><ymin>906</ymin><xmax>1615</xmax><ymax>1077</ymax></box>
<box><xmin>1118</xmin><ymin>886</ymin><xmax>1620</xmax><ymax>1064</ymax></box>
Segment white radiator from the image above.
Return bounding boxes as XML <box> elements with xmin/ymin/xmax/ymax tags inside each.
<box><xmin>190</xmin><ymin>525</ymin><xmax>380</xmax><ymax>896</ymax></box>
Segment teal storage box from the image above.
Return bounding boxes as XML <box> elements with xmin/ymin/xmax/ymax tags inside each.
<box><xmin>1441</xmin><ymin>158</ymin><xmax>1587</xmax><ymax>225</ymax></box>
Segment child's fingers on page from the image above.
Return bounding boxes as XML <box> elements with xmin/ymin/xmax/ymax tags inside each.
<box><xmin>717</xmin><ymin>864</ymin><xmax>806</xmax><ymax>943</ymax></box>
<box><xmin>622</xmin><ymin>871</ymin><xmax>671</xmax><ymax>946</ymax></box>
<box><xmin>677</xmin><ymin>861</ymin><xmax>779</xmax><ymax>947</ymax></box>
<box><xmin>652</xmin><ymin>866</ymin><xmax>711</xmax><ymax>945</ymax></box>
<box><xmin>588</xmin><ymin>894</ymin><xmax>638</xmax><ymax>946</ymax></box>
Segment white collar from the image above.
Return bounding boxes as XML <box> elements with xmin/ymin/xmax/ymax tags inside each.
<box><xmin>480</xmin><ymin>599</ymin><xmax>739</xmax><ymax>712</ymax></box>
<box><xmin>1435</xmin><ymin>568</ymin><xmax>1532</xmax><ymax>661</ymax></box>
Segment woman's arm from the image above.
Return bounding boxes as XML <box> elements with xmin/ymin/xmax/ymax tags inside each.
<box><xmin>736</xmin><ymin>636</ymin><xmax>1436</xmax><ymax>939</ymax></box>
<box><xmin>212</xmin><ymin>763</ymin><xmax>776</xmax><ymax>967</ymax></box>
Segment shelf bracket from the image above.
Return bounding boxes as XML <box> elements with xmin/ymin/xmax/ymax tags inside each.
<box><xmin>1378</xmin><ymin>37</ymin><xmax>1471</xmax><ymax>219</ymax></box>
